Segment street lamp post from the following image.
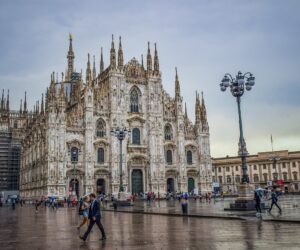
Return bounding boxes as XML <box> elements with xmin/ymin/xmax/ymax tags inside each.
<box><xmin>110</xmin><ymin>127</ymin><xmax>131</xmax><ymax>193</ymax></box>
<box><xmin>220</xmin><ymin>71</ymin><xmax>256</xmax><ymax>210</ymax></box>
<box><xmin>220</xmin><ymin>71</ymin><xmax>255</xmax><ymax>183</ymax></box>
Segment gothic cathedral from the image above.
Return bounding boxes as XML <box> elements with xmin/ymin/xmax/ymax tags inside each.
<box><xmin>18</xmin><ymin>35</ymin><xmax>212</xmax><ymax>199</ymax></box>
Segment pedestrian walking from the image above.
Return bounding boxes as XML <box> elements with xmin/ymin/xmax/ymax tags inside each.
<box><xmin>77</xmin><ymin>196</ymin><xmax>90</xmax><ymax>230</ymax></box>
<box><xmin>268</xmin><ymin>189</ymin><xmax>282</xmax><ymax>214</ymax></box>
<box><xmin>80</xmin><ymin>193</ymin><xmax>106</xmax><ymax>241</ymax></box>
<box><xmin>181</xmin><ymin>195</ymin><xmax>188</xmax><ymax>216</ymax></box>
<box><xmin>254</xmin><ymin>190</ymin><xmax>262</xmax><ymax>215</ymax></box>
<box><xmin>12</xmin><ymin>199</ymin><xmax>16</xmax><ymax>210</ymax></box>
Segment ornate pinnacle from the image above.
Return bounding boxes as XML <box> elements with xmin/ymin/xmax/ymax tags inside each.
<box><xmin>146</xmin><ymin>41</ymin><xmax>152</xmax><ymax>72</ymax></box>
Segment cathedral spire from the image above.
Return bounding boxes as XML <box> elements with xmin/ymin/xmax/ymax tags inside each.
<box><xmin>36</xmin><ymin>100</ymin><xmax>39</xmax><ymax>115</ymax></box>
<box><xmin>41</xmin><ymin>93</ymin><xmax>44</xmax><ymax>115</ymax></box>
<box><xmin>100</xmin><ymin>47</ymin><xmax>104</xmax><ymax>74</ymax></box>
<box><xmin>6</xmin><ymin>90</ymin><xmax>9</xmax><ymax>111</ymax></box>
<box><xmin>1</xmin><ymin>89</ymin><xmax>4</xmax><ymax>111</ymax></box>
<box><xmin>20</xmin><ymin>99</ymin><xmax>23</xmax><ymax>114</ymax></box>
<box><xmin>118</xmin><ymin>36</ymin><xmax>124</xmax><ymax>69</ymax></box>
<box><xmin>195</xmin><ymin>91</ymin><xmax>201</xmax><ymax>124</ymax></box>
<box><xmin>67</xmin><ymin>33</ymin><xmax>75</xmax><ymax>81</ymax></box>
<box><xmin>184</xmin><ymin>102</ymin><xmax>188</xmax><ymax>121</ymax></box>
<box><xmin>86</xmin><ymin>53</ymin><xmax>91</xmax><ymax>83</ymax></box>
<box><xmin>153</xmin><ymin>43</ymin><xmax>159</xmax><ymax>74</ymax></box>
<box><xmin>175</xmin><ymin>67</ymin><xmax>181</xmax><ymax>100</ymax></box>
<box><xmin>110</xmin><ymin>34</ymin><xmax>116</xmax><ymax>69</ymax></box>
<box><xmin>45</xmin><ymin>88</ymin><xmax>49</xmax><ymax>112</ymax></box>
<box><xmin>24</xmin><ymin>91</ymin><xmax>27</xmax><ymax>114</ymax></box>
<box><xmin>92</xmin><ymin>55</ymin><xmax>96</xmax><ymax>81</ymax></box>
<box><xmin>201</xmin><ymin>91</ymin><xmax>207</xmax><ymax>122</ymax></box>
<box><xmin>146</xmin><ymin>42</ymin><xmax>152</xmax><ymax>72</ymax></box>
<box><xmin>141</xmin><ymin>54</ymin><xmax>144</xmax><ymax>68</ymax></box>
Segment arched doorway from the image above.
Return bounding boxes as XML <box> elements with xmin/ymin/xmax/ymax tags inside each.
<box><xmin>188</xmin><ymin>178</ymin><xmax>195</xmax><ymax>193</ymax></box>
<box><xmin>69</xmin><ymin>179</ymin><xmax>79</xmax><ymax>197</ymax></box>
<box><xmin>131</xmin><ymin>170</ymin><xmax>143</xmax><ymax>195</ymax></box>
<box><xmin>167</xmin><ymin>178</ymin><xmax>175</xmax><ymax>193</ymax></box>
<box><xmin>96</xmin><ymin>179</ymin><xmax>106</xmax><ymax>194</ymax></box>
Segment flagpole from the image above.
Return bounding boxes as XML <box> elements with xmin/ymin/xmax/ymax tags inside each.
<box><xmin>271</xmin><ymin>134</ymin><xmax>274</xmax><ymax>152</ymax></box>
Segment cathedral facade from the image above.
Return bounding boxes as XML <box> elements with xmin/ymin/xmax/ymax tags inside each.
<box><xmin>18</xmin><ymin>35</ymin><xmax>212</xmax><ymax>199</ymax></box>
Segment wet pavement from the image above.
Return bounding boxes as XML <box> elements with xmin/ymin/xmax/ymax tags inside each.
<box><xmin>0</xmin><ymin>206</ymin><xmax>300</xmax><ymax>250</ymax></box>
<box><xmin>104</xmin><ymin>195</ymin><xmax>300</xmax><ymax>222</ymax></box>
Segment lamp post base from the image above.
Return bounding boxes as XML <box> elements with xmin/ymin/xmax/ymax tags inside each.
<box><xmin>115</xmin><ymin>191</ymin><xmax>132</xmax><ymax>207</ymax></box>
<box><xmin>224</xmin><ymin>183</ymin><xmax>265</xmax><ymax>211</ymax></box>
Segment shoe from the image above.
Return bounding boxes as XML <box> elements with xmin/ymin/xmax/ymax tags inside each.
<box><xmin>100</xmin><ymin>236</ymin><xmax>106</xmax><ymax>241</ymax></box>
<box><xmin>79</xmin><ymin>236</ymin><xmax>86</xmax><ymax>241</ymax></box>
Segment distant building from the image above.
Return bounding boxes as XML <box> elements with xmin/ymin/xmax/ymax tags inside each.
<box><xmin>212</xmin><ymin>150</ymin><xmax>300</xmax><ymax>193</ymax></box>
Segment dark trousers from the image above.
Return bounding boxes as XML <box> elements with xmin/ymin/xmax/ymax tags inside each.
<box><xmin>83</xmin><ymin>218</ymin><xmax>106</xmax><ymax>240</ymax></box>
<box><xmin>269</xmin><ymin>201</ymin><xmax>282</xmax><ymax>212</ymax></box>
<box><xmin>255</xmin><ymin>200</ymin><xmax>261</xmax><ymax>213</ymax></box>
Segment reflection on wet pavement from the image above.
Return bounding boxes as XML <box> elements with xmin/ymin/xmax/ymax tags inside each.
<box><xmin>0</xmin><ymin>206</ymin><xmax>299</xmax><ymax>250</ymax></box>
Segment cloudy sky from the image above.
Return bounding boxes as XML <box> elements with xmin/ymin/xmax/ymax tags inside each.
<box><xmin>0</xmin><ymin>0</ymin><xmax>299</xmax><ymax>157</ymax></box>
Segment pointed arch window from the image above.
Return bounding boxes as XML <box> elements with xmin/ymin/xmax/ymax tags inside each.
<box><xmin>97</xmin><ymin>148</ymin><xmax>104</xmax><ymax>164</ymax></box>
<box><xmin>132</xmin><ymin>128</ymin><xmax>140</xmax><ymax>145</ymax></box>
<box><xmin>96</xmin><ymin>119</ymin><xmax>106</xmax><ymax>137</ymax></box>
<box><xmin>71</xmin><ymin>147</ymin><xmax>78</xmax><ymax>163</ymax></box>
<box><xmin>130</xmin><ymin>89</ymin><xmax>139</xmax><ymax>112</ymax></box>
<box><xmin>166</xmin><ymin>150</ymin><xmax>173</xmax><ymax>165</ymax></box>
<box><xmin>187</xmin><ymin>150</ymin><xmax>192</xmax><ymax>165</ymax></box>
<box><xmin>164</xmin><ymin>124</ymin><xmax>172</xmax><ymax>140</ymax></box>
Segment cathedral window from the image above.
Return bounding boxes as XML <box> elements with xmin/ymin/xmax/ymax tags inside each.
<box><xmin>166</xmin><ymin>150</ymin><xmax>172</xmax><ymax>165</ymax></box>
<box><xmin>253</xmin><ymin>174</ymin><xmax>259</xmax><ymax>182</ymax></box>
<box><xmin>263</xmin><ymin>173</ymin><xmax>268</xmax><ymax>182</ymax></box>
<box><xmin>164</xmin><ymin>124</ymin><xmax>172</xmax><ymax>140</ymax></box>
<box><xmin>130</xmin><ymin>89</ymin><xmax>139</xmax><ymax>112</ymax></box>
<box><xmin>97</xmin><ymin>148</ymin><xmax>104</xmax><ymax>164</ymax></box>
<box><xmin>187</xmin><ymin>150</ymin><xmax>192</xmax><ymax>165</ymax></box>
<box><xmin>132</xmin><ymin>128</ymin><xmax>140</xmax><ymax>145</ymax></box>
<box><xmin>71</xmin><ymin>147</ymin><xmax>78</xmax><ymax>163</ymax></box>
<box><xmin>96</xmin><ymin>119</ymin><xmax>106</xmax><ymax>137</ymax></box>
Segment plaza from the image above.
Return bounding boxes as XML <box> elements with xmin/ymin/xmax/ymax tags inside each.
<box><xmin>1</xmin><ymin>199</ymin><xmax>300</xmax><ymax>250</ymax></box>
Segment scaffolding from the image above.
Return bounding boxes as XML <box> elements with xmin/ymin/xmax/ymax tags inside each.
<box><xmin>0</xmin><ymin>130</ymin><xmax>21</xmax><ymax>192</ymax></box>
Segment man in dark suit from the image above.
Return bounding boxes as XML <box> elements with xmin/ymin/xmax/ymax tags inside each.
<box><xmin>80</xmin><ymin>193</ymin><xmax>106</xmax><ymax>241</ymax></box>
